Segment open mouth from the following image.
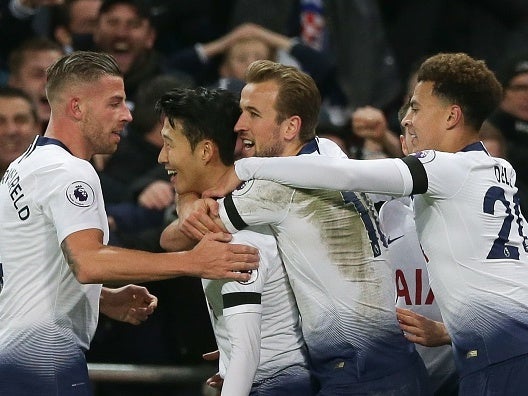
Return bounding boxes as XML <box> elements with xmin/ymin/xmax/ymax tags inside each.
<box><xmin>113</xmin><ymin>41</ymin><xmax>130</xmax><ymax>53</ymax></box>
<box><xmin>242</xmin><ymin>138</ymin><xmax>254</xmax><ymax>150</ymax></box>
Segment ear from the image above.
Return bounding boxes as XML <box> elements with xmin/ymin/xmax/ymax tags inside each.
<box><xmin>446</xmin><ymin>104</ymin><xmax>462</xmax><ymax>129</ymax></box>
<box><xmin>283</xmin><ymin>115</ymin><xmax>302</xmax><ymax>141</ymax></box>
<box><xmin>69</xmin><ymin>97</ymin><xmax>83</xmax><ymax>120</ymax></box>
<box><xmin>199</xmin><ymin>139</ymin><xmax>215</xmax><ymax>164</ymax></box>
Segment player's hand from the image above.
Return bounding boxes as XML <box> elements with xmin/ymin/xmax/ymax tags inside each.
<box><xmin>100</xmin><ymin>285</ymin><xmax>158</xmax><ymax>325</ymax></box>
<box><xmin>179</xmin><ymin>198</ymin><xmax>224</xmax><ymax>241</ymax></box>
<box><xmin>396</xmin><ymin>307</ymin><xmax>451</xmax><ymax>347</ymax></box>
<box><xmin>202</xmin><ymin>167</ymin><xmax>242</xmax><ymax>199</ymax></box>
<box><xmin>190</xmin><ymin>232</ymin><xmax>259</xmax><ymax>281</ymax></box>
<box><xmin>202</xmin><ymin>351</ymin><xmax>223</xmax><ymax>394</ymax></box>
<box><xmin>138</xmin><ymin>180</ymin><xmax>175</xmax><ymax>210</ymax></box>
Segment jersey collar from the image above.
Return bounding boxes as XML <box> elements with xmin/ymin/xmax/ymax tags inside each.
<box><xmin>460</xmin><ymin>141</ymin><xmax>488</xmax><ymax>154</ymax></box>
<box><xmin>36</xmin><ymin>135</ymin><xmax>72</xmax><ymax>155</ymax></box>
<box><xmin>297</xmin><ymin>137</ymin><xmax>320</xmax><ymax>156</ymax></box>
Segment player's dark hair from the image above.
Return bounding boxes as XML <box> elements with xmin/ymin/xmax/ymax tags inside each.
<box><xmin>156</xmin><ymin>88</ymin><xmax>240</xmax><ymax>166</ymax></box>
<box><xmin>417</xmin><ymin>53</ymin><xmax>502</xmax><ymax>130</ymax></box>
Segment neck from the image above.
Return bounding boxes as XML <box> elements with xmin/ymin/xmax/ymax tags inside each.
<box><xmin>198</xmin><ymin>163</ymin><xmax>231</xmax><ymax>194</ymax></box>
<box><xmin>44</xmin><ymin>118</ymin><xmax>91</xmax><ymax>160</ymax></box>
<box><xmin>445</xmin><ymin>129</ymin><xmax>480</xmax><ymax>153</ymax></box>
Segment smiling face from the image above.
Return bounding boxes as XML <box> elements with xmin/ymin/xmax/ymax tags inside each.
<box><xmin>400</xmin><ymin>81</ymin><xmax>452</xmax><ymax>152</ymax></box>
<box><xmin>235</xmin><ymin>80</ymin><xmax>289</xmax><ymax>158</ymax></box>
<box><xmin>93</xmin><ymin>3</ymin><xmax>155</xmax><ymax>74</ymax></box>
<box><xmin>78</xmin><ymin>75</ymin><xmax>132</xmax><ymax>156</ymax></box>
<box><xmin>0</xmin><ymin>96</ymin><xmax>39</xmax><ymax>172</ymax></box>
<box><xmin>158</xmin><ymin>117</ymin><xmax>208</xmax><ymax>195</ymax></box>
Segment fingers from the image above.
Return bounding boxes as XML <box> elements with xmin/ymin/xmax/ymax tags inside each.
<box><xmin>202</xmin><ymin>350</ymin><xmax>220</xmax><ymax>361</ymax></box>
<box><xmin>202</xmin><ymin>187</ymin><xmax>223</xmax><ymax>199</ymax></box>
<box><xmin>205</xmin><ymin>232</ymin><xmax>232</xmax><ymax>243</ymax></box>
<box><xmin>206</xmin><ymin>373</ymin><xmax>224</xmax><ymax>390</ymax></box>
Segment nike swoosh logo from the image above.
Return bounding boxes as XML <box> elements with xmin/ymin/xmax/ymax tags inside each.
<box><xmin>387</xmin><ymin>235</ymin><xmax>404</xmax><ymax>245</ymax></box>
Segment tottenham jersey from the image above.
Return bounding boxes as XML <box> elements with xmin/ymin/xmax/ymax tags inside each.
<box><xmin>379</xmin><ymin>198</ymin><xmax>457</xmax><ymax>392</ymax></box>
<box><xmin>408</xmin><ymin>144</ymin><xmax>528</xmax><ymax>376</ymax></box>
<box><xmin>203</xmin><ymin>227</ymin><xmax>307</xmax><ymax>393</ymax></box>
<box><xmin>0</xmin><ymin>136</ymin><xmax>107</xmax><ymax>386</ymax></box>
<box><xmin>234</xmin><ymin>141</ymin><xmax>528</xmax><ymax>377</ymax></box>
<box><xmin>219</xmin><ymin>138</ymin><xmax>417</xmax><ymax>382</ymax></box>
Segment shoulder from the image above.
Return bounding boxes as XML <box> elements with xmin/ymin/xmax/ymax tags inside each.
<box><xmin>231</xmin><ymin>178</ymin><xmax>294</xmax><ymax>200</ymax></box>
<box><xmin>316</xmin><ymin>137</ymin><xmax>349</xmax><ymax>158</ymax></box>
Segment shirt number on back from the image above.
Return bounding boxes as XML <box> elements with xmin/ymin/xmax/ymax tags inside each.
<box><xmin>483</xmin><ymin>186</ymin><xmax>528</xmax><ymax>259</ymax></box>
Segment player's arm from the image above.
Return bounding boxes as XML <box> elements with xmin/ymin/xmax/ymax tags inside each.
<box><xmin>160</xmin><ymin>193</ymin><xmax>227</xmax><ymax>252</ymax></box>
<box><xmin>99</xmin><ymin>285</ymin><xmax>158</xmax><ymax>325</ymax></box>
<box><xmin>220</xmin><ymin>311</ymin><xmax>262</xmax><ymax>396</ymax></box>
<box><xmin>60</xmin><ymin>229</ymin><xmax>258</xmax><ymax>283</ymax></box>
<box><xmin>396</xmin><ymin>307</ymin><xmax>451</xmax><ymax>347</ymax></box>
<box><xmin>204</xmin><ymin>156</ymin><xmax>427</xmax><ymax>198</ymax></box>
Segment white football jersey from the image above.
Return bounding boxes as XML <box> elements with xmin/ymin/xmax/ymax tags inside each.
<box><xmin>219</xmin><ymin>138</ymin><xmax>418</xmax><ymax>382</ymax></box>
<box><xmin>410</xmin><ymin>145</ymin><xmax>528</xmax><ymax>376</ymax></box>
<box><xmin>0</xmin><ymin>136</ymin><xmax>107</xmax><ymax>383</ymax></box>
<box><xmin>203</xmin><ymin>227</ymin><xmax>307</xmax><ymax>395</ymax></box>
<box><xmin>234</xmin><ymin>141</ymin><xmax>528</xmax><ymax>377</ymax></box>
<box><xmin>379</xmin><ymin>198</ymin><xmax>457</xmax><ymax>392</ymax></box>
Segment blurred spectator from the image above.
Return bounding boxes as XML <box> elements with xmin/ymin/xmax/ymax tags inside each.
<box><xmin>321</xmin><ymin>0</ymin><xmax>402</xmax><ymax>116</ymax></box>
<box><xmin>0</xmin><ymin>0</ymin><xmax>62</xmax><ymax>73</ymax></box>
<box><xmin>93</xmin><ymin>0</ymin><xmax>180</xmax><ymax>106</ymax></box>
<box><xmin>7</xmin><ymin>37</ymin><xmax>63</xmax><ymax>133</ymax></box>
<box><xmin>52</xmin><ymin>0</ymin><xmax>102</xmax><ymax>53</ymax></box>
<box><xmin>0</xmin><ymin>86</ymin><xmax>40</xmax><ymax>178</ymax></box>
<box><xmin>480</xmin><ymin>51</ymin><xmax>528</xmax><ymax>210</ymax></box>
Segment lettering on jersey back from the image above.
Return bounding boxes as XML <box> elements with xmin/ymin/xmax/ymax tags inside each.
<box><xmin>1</xmin><ymin>168</ymin><xmax>30</xmax><ymax>220</ymax></box>
<box><xmin>493</xmin><ymin>165</ymin><xmax>513</xmax><ymax>187</ymax></box>
<box><xmin>395</xmin><ymin>268</ymin><xmax>435</xmax><ymax>305</ymax></box>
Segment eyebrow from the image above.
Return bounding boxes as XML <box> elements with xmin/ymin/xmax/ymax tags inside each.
<box><xmin>243</xmin><ymin>105</ymin><xmax>260</xmax><ymax>114</ymax></box>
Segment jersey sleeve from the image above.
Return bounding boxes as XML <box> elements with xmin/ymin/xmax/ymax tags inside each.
<box><xmin>220</xmin><ymin>311</ymin><xmax>261</xmax><ymax>396</ymax></box>
<box><xmin>218</xmin><ymin>231</ymin><xmax>269</xmax><ymax>395</ymax></box>
<box><xmin>35</xmin><ymin>159</ymin><xmax>107</xmax><ymax>244</ymax></box>
<box><xmin>218</xmin><ymin>179</ymin><xmax>293</xmax><ymax>233</ymax></box>
<box><xmin>412</xmin><ymin>150</ymin><xmax>472</xmax><ymax>199</ymax></box>
<box><xmin>234</xmin><ymin>155</ymin><xmax>418</xmax><ymax>196</ymax></box>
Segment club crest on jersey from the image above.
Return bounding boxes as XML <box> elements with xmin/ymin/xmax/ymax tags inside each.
<box><xmin>237</xmin><ymin>269</ymin><xmax>258</xmax><ymax>285</ymax></box>
<box><xmin>412</xmin><ymin>150</ymin><xmax>436</xmax><ymax>164</ymax></box>
<box><xmin>232</xmin><ymin>179</ymin><xmax>254</xmax><ymax>197</ymax></box>
<box><xmin>66</xmin><ymin>181</ymin><xmax>95</xmax><ymax>207</ymax></box>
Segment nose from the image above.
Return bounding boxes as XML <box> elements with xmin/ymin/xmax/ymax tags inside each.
<box><xmin>123</xmin><ymin>105</ymin><xmax>133</xmax><ymax>123</ymax></box>
<box><xmin>158</xmin><ymin>146</ymin><xmax>167</xmax><ymax>165</ymax></box>
<box><xmin>401</xmin><ymin>115</ymin><xmax>411</xmax><ymax>129</ymax></box>
<box><xmin>234</xmin><ymin>113</ymin><xmax>247</xmax><ymax>133</ymax></box>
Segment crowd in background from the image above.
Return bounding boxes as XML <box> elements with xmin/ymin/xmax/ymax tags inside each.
<box><xmin>1</xmin><ymin>0</ymin><xmax>528</xmax><ymax>395</ymax></box>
